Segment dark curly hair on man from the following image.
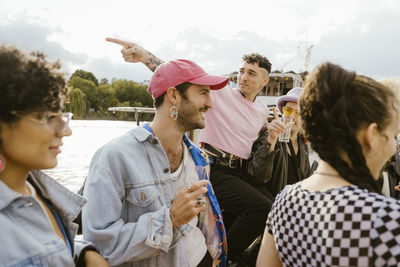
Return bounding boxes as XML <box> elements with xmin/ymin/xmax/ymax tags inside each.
<box><xmin>242</xmin><ymin>53</ymin><xmax>272</xmax><ymax>74</ymax></box>
<box><xmin>0</xmin><ymin>45</ymin><xmax>65</xmax><ymax>123</ymax></box>
<box><xmin>300</xmin><ymin>62</ymin><xmax>399</xmax><ymax>193</ymax></box>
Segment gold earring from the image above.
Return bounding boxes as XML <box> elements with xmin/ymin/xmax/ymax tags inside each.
<box><xmin>170</xmin><ymin>105</ymin><xmax>178</xmax><ymax>120</ymax></box>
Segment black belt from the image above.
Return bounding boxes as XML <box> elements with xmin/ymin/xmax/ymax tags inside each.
<box><xmin>208</xmin><ymin>155</ymin><xmax>247</xmax><ymax>169</ymax></box>
<box><xmin>203</xmin><ymin>143</ymin><xmax>247</xmax><ymax>169</ymax></box>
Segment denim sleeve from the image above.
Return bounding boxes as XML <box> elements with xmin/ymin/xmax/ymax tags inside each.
<box><xmin>82</xmin><ymin>156</ymin><xmax>184</xmax><ymax>266</ymax></box>
<box><xmin>73</xmin><ymin>238</ymin><xmax>98</xmax><ymax>266</ymax></box>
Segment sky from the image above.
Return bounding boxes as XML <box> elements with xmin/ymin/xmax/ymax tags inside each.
<box><xmin>0</xmin><ymin>0</ymin><xmax>399</xmax><ymax>83</ymax></box>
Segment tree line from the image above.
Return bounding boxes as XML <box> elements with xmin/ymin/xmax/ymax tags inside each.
<box><xmin>64</xmin><ymin>69</ymin><xmax>154</xmax><ymax>121</ymax></box>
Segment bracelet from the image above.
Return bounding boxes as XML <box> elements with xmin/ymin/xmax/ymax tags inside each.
<box><xmin>76</xmin><ymin>245</ymin><xmax>99</xmax><ymax>267</ymax></box>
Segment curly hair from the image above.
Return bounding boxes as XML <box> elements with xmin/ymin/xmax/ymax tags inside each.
<box><xmin>300</xmin><ymin>62</ymin><xmax>399</xmax><ymax>193</ymax></box>
<box><xmin>0</xmin><ymin>45</ymin><xmax>65</xmax><ymax>123</ymax></box>
<box><xmin>242</xmin><ymin>53</ymin><xmax>272</xmax><ymax>74</ymax></box>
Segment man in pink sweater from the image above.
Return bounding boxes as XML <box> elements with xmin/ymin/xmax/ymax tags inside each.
<box><xmin>107</xmin><ymin>38</ymin><xmax>272</xmax><ymax>266</ymax></box>
<box><xmin>199</xmin><ymin>54</ymin><xmax>272</xmax><ymax>266</ymax></box>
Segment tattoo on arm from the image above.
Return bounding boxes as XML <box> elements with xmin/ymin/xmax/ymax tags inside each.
<box><xmin>145</xmin><ymin>52</ymin><xmax>164</xmax><ymax>72</ymax></box>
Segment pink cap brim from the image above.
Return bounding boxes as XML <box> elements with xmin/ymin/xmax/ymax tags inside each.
<box><xmin>188</xmin><ymin>74</ymin><xmax>229</xmax><ymax>90</ymax></box>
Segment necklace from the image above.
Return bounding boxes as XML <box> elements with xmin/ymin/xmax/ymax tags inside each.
<box><xmin>313</xmin><ymin>171</ymin><xmax>341</xmax><ymax>177</ymax></box>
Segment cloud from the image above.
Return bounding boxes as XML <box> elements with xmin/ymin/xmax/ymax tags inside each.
<box><xmin>0</xmin><ymin>19</ymin><xmax>88</xmax><ymax>73</ymax></box>
<box><xmin>154</xmin><ymin>28</ymin><xmax>286</xmax><ymax>75</ymax></box>
<box><xmin>81</xmin><ymin>56</ymin><xmax>153</xmax><ymax>83</ymax></box>
<box><xmin>83</xmin><ymin>29</ymin><xmax>292</xmax><ymax>82</ymax></box>
<box><xmin>0</xmin><ymin>19</ymin><xmax>154</xmax><ymax>82</ymax></box>
<box><xmin>1</xmin><ymin>4</ymin><xmax>398</xmax><ymax>84</ymax></box>
<box><xmin>93</xmin><ymin>29</ymin><xmax>300</xmax><ymax>82</ymax></box>
<box><xmin>310</xmin><ymin>9</ymin><xmax>400</xmax><ymax>79</ymax></box>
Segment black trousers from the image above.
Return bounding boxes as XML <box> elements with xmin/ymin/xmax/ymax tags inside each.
<box><xmin>197</xmin><ymin>251</ymin><xmax>213</xmax><ymax>267</ymax></box>
<box><xmin>210</xmin><ymin>164</ymin><xmax>274</xmax><ymax>261</ymax></box>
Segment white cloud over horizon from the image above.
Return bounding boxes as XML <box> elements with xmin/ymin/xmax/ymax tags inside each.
<box><xmin>0</xmin><ymin>0</ymin><xmax>399</xmax><ymax>82</ymax></box>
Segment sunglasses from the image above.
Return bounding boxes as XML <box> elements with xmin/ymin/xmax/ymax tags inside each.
<box><xmin>11</xmin><ymin>111</ymin><xmax>73</xmax><ymax>133</ymax></box>
<box><xmin>282</xmin><ymin>106</ymin><xmax>299</xmax><ymax>118</ymax></box>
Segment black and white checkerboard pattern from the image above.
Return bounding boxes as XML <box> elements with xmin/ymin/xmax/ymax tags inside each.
<box><xmin>267</xmin><ymin>183</ymin><xmax>400</xmax><ymax>266</ymax></box>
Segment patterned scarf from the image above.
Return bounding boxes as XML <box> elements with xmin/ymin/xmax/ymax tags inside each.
<box><xmin>143</xmin><ymin>124</ymin><xmax>227</xmax><ymax>266</ymax></box>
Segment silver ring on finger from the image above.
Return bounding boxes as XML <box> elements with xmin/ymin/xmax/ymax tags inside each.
<box><xmin>196</xmin><ymin>197</ymin><xmax>206</xmax><ymax>207</ymax></box>
<box><xmin>186</xmin><ymin>183</ymin><xmax>192</xmax><ymax>191</ymax></box>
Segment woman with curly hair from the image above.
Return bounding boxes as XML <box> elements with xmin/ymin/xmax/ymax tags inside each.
<box><xmin>257</xmin><ymin>62</ymin><xmax>400</xmax><ymax>266</ymax></box>
<box><xmin>0</xmin><ymin>46</ymin><xmax>108</xmax><ymax>266</ymax></box>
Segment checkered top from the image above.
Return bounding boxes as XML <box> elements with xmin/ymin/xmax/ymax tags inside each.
<box><xmin>267</xmin><ymin>183</ymin><xmax>400</xmax><ymax>266</ymax></box>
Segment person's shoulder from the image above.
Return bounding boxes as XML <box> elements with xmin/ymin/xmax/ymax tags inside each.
<box><xmin>349</xmin><ymin>186</ymin><xmax>400</xmax><ymax>211</ymax></box>
<box><xmin>269</xmin><ymin>183</ymin><xmax>301</xmax><ymax>214</ymax></box>
<box><xmin>275</xmin><ymin>183</ymin><xmax>300</xmax><ymax>200</ymax></box>
<box><xmin>101</xmin><ymin>132</ymin><xmax>131</xmax><ymax>151</ymax></box>
<box><xmin>211</xmin><ymin>85</ymin><xmax>233</xmax><ymax>96</ymax></box>
<box><xmin>370</xmin><ymin>192</ymin><xmax>400</xmax><ymax>254</ymax></box>
<box><xmin>222</xmin><ymin>85</ymin><xmax>234</xmax><ymax>91</ymax></box>
<box><xmin>93</xmin><ymin>127</ymin><xmax>150</xmax><ymax>159</ymax></box>
<box><xmin>110</xmin><ymin>127</ymin><xmax>149</xmax><ymax>147</ymax></box>
<box><xmin>254</xmin><ymin>97</ymin><xmax>269</xmax><ymax>110</ymax></box>
<box><xmin>372</xmin><ymin>192</ymin><xmax>400</xmax><ymax>211</ymax></box>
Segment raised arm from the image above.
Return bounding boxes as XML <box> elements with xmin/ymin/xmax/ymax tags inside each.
<box><xmin>247</xmin><ymin>107</ymin><xmax>286</xmax><ymax>183</ymax></box>
<box><xmin>267</xmin><ymin>107</ymin><xmax>286</xmax><ymax>152</ymax></box>
<box><xmin>106</xmin><ymin>37</ymin><xmax>164</xmax><ymax>72</ymax></box>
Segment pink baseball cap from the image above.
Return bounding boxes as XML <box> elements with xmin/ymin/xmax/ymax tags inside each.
<box><xmin>148</xmin><ymin>59</ymin><xmax>229</xmax><ymax>98</ymax></box>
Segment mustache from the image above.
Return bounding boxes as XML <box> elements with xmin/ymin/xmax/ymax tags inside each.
<box><xmin>199</xmin><ymin>107</ymin><xmax>208</xmax><ymax>113</ymax></box>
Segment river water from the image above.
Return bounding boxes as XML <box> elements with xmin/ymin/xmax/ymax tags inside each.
<box><xmin>44</xmin><ymin>120</ymin><xmax>138</xmax><ymax>193</ymax></box>
<box><xmin>46</xmin><ymin>119</ymin><xmax>319</xmax><ymax>193</ymax></box>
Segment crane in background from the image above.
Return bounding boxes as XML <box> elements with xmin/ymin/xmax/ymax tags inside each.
<box><xmin>278</xmin><ymin>41</ymin><xmax>313</xmax><ymax>73</ymax></box>
<box><xmin>304</xmin><ymin>44</ymin><xmax>314</xmax><ymax>72</ymax></box>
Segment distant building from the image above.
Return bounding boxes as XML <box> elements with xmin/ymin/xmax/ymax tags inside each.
<box><xmin>261</xmin><ymin>72</ymin><xmax>303</xmax><ymax>96</ymax></box>
<box><xmin>227</xmin><ymin>71</ymin><xmax>238</xmax><ymax>87</ymax></box>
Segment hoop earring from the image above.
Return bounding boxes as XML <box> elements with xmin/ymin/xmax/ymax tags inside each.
<box><xmin>170</xmin><ymin>105</ymin><xmax>178</xmax><ymax>121</ymax></box>
<box><xmin>0</xmin><ymin>155</ymin><xmax>5</xmax><ymax>173</ymax></box>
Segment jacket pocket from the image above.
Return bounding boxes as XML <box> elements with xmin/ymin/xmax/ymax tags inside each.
<box><xmin>6</xmin><ymin>258</ymin><xmax>47</xmax><ymax>267</ymax></box>
<box><xmin>125</xmin><ymin>185</ymin><xmax>161</xmax><ymax>221</ymax></box>
<box><xmin>4</xmin><ymin>239</ymin><xmax>70</xmax><ymax>267</ymax></box>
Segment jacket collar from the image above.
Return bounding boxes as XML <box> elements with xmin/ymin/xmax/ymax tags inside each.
<box><xmin>140</xmin><ymin>123</ymin><xmax>207</xmax><ymax>165</ymax></box>
<box><xmin>0</xmin><ymin>170</ymin><xmax>86</xmax><ymax>221</ymax></box>
<box><xmin>0</xmin><ymin>180</ymin><xmax>21</xmax><ymax>211</ymax></box>
<box><xmin>131</xmin><ymin>125</ymin><xmax>154</xmax><ymax>142</ymax></box>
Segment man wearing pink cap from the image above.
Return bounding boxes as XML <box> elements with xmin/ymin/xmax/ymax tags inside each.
<box><xmin>107</xmin><ymin>38</ymin><xmax>275</xmax><ymax>265</ymax></box>
<box><xmin>82</xmin><ymin>58</ymin><xmax>229</xmax><ymax>266</ymax></box>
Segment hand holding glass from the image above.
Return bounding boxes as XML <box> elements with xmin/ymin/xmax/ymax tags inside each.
<box><xmin>278</xmin><ymin>117</ymin><xmax>292</xmax><ymax>142</ymax></box>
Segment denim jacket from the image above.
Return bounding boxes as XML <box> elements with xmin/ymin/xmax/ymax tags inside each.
<box><xmin>83</xmin><ymin>126</ymin><xmax>226</xmax><ymax>267</ymax></box>
<box><xmin>0</xmin><ymin>170</ymin><xmax>91</xmax><ymax>266</ymax></box>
